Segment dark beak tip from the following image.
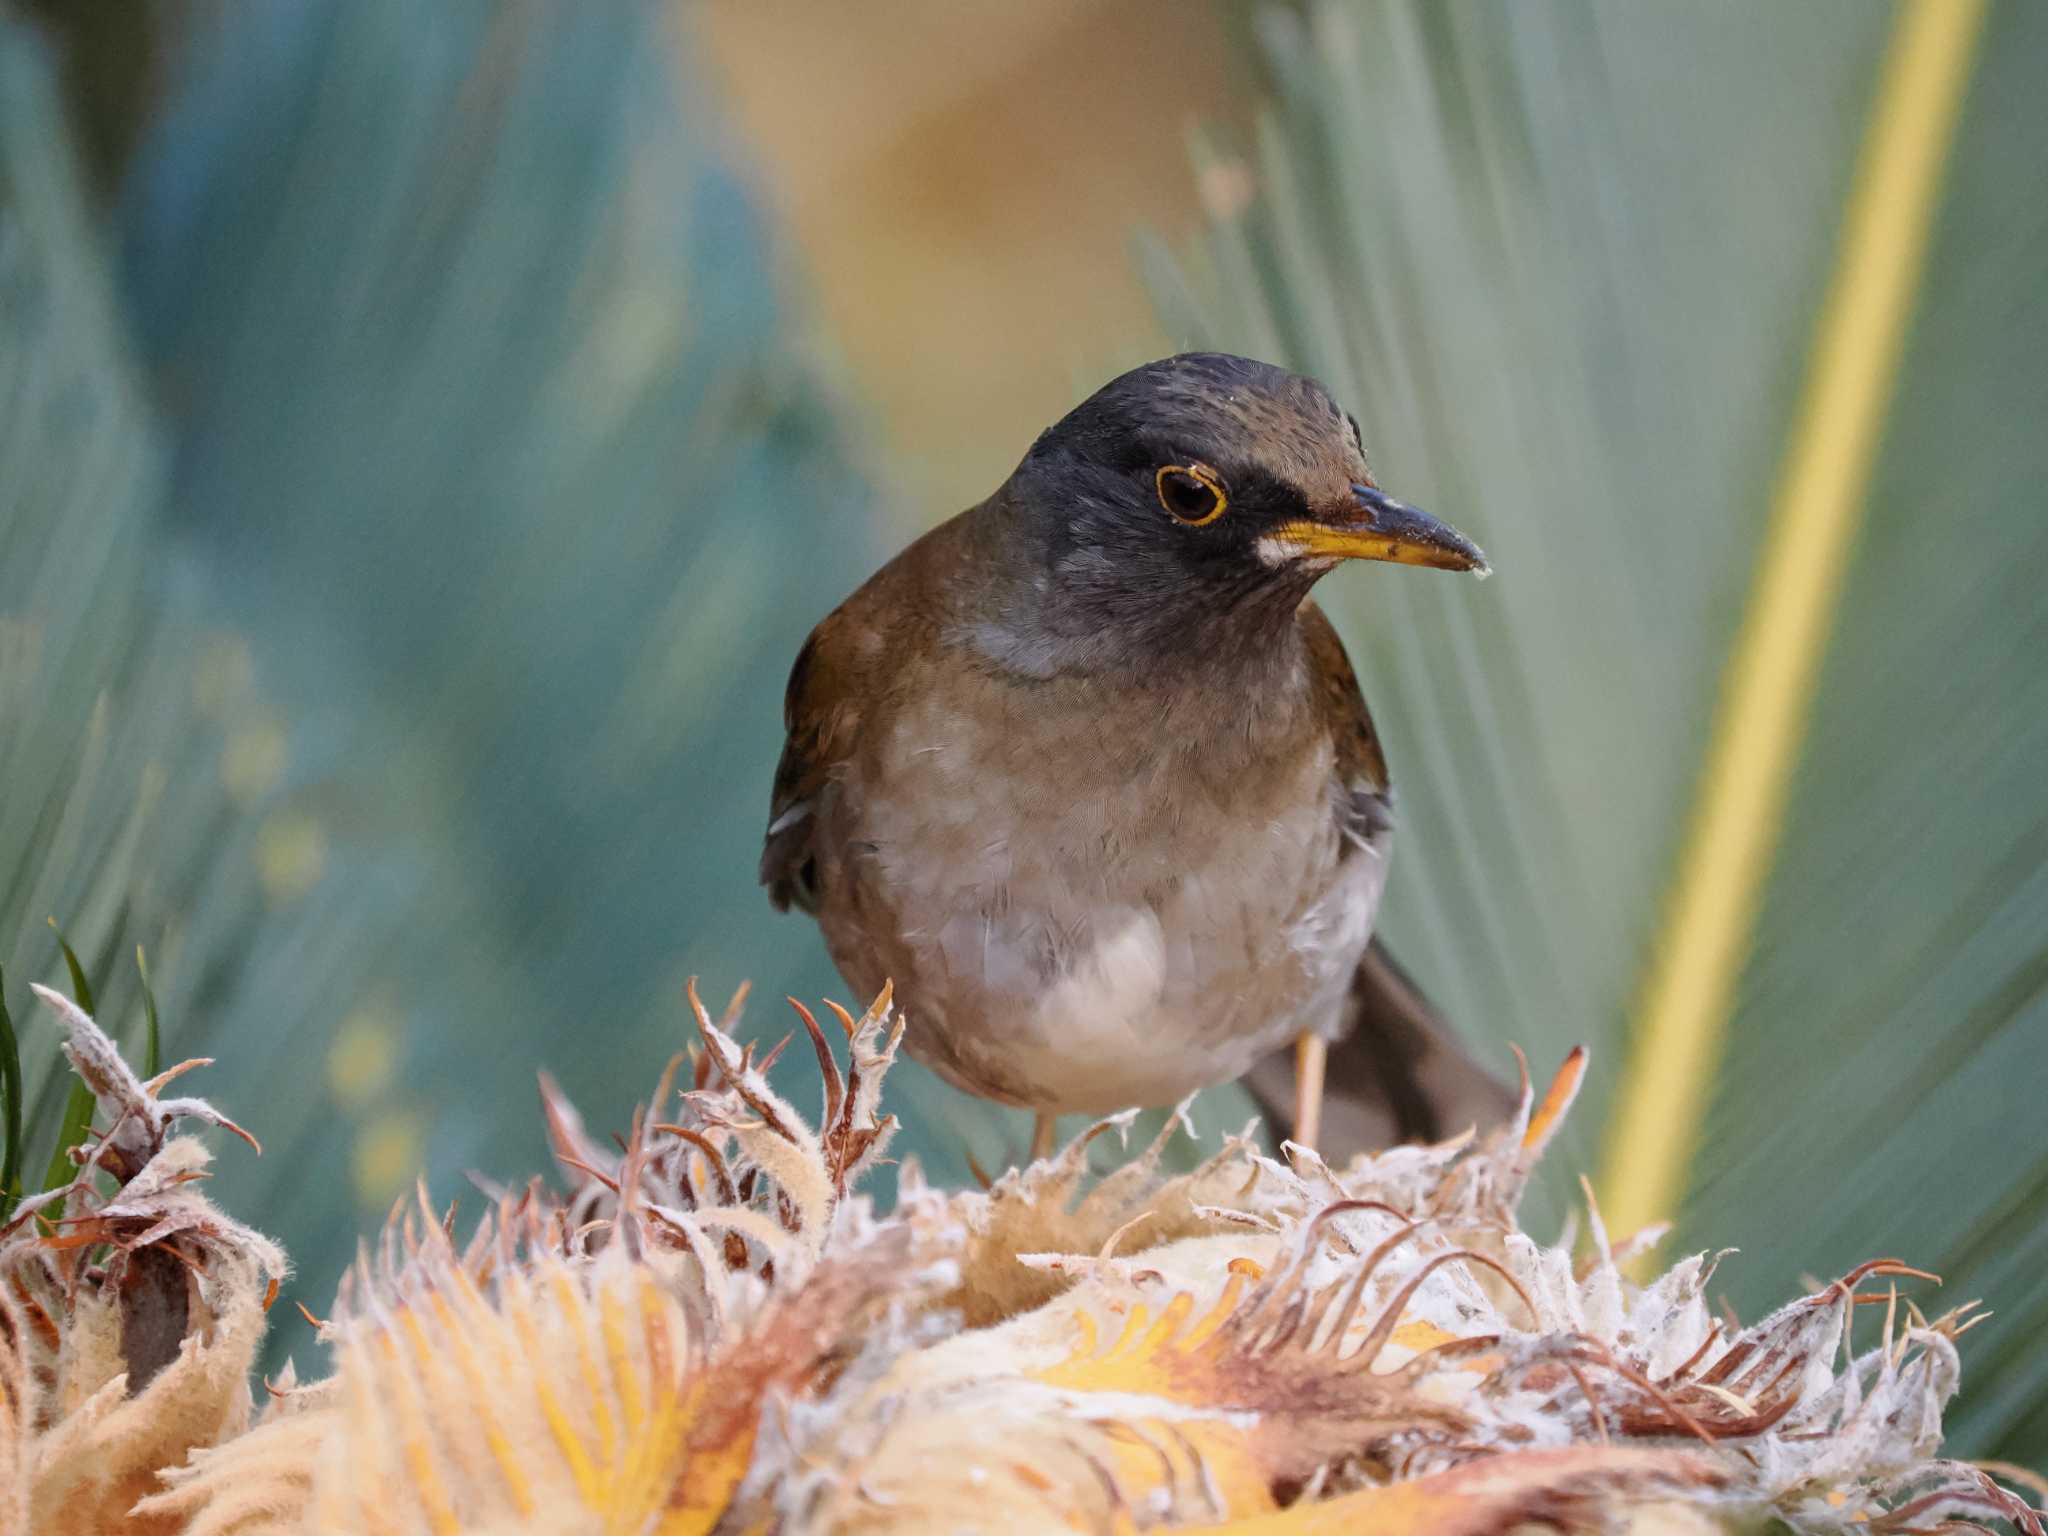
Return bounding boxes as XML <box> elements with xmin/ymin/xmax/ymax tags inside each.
<box><xmin>1351</xmin><ymin>485</ymin><xmax>1489</xmax><ymax>576</ymax></box>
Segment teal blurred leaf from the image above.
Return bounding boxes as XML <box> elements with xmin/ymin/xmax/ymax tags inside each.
<box><xmin>1153</xmin><ymin>0</ymin><xmax>2048</xmax><ymax>1464</ymax></box>
<box><xmin>103</xmin><ymin>0</ymin><xmax>976</xmax><ymax>1292</ymax></box>
<box><xmin>3</xmin><ymin>11</ymin><xmax>433</xmax><ymax>1236</ymax></box>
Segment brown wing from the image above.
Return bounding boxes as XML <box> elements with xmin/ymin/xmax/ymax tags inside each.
<box><xmin>761</xmin><ymin>510</ymin><xmax>968</xmax><ymax>915</ymax></box>
<box><xmin>1243</xmin><ymin>601</ymin><xmax>1515</xmax><ymax>1153</ymax></box>
<box><xmin>761</xmin><ymin>614</ymin><xmax>858</xmax><ymax>914</ymax></box>
<box><xmin>1298</xmin><ymin>599</ymin><xmax>1393</xmax><ymax>849</ymax></box>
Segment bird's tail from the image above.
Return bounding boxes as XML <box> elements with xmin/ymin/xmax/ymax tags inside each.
<box><xmin>1243</xmin><ymin>936</ymin><xmax>1516</xmax><ymax>1160</ymax></box>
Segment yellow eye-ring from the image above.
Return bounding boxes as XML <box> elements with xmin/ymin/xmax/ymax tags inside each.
<box><xmin>1156</xmin><ymin>463</ymin><xmax>1228</xmax><ymax>526</ymax></box>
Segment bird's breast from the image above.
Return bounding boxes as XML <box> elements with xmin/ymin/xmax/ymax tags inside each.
<box><xmin>811</xmin><ymin>659</ymin><xmax>1387</xmax><ymax>1113</ymax></box>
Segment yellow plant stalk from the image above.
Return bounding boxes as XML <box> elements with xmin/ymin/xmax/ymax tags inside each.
<box><xmin>1601</xmin><ymin>0</ymin><xmax>1992</xmax><ymax>1244</ymax></box>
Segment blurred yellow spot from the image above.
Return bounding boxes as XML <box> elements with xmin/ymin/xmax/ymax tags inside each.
<box><xmin>221</xmin><ymin>718</ymin><xmax>289</xmax><ymax>803</ymax></box>
<box><xmin>257</xmin><ymin>810</ymin><xmax>326</xmax><ymax>902</ymax></box>
<box><xmin>1196</xmin><ymin>158</ymin><xmax>1254</xmax><ymax>222</ymax></box>
<box><xmin>328</xmin><ymin>1006</ymin><xmax>400</xmax><ymax>1110</ymax></box>
<box><xmin>192</xmin><ymin>633</ymin><xmax>255</xmax><ymax>718</ymax></box>
<box><xmin>1390</xmin><ymin>1318</ymin><xmax>1458</xmax><ymax>1353</ymax></box>
<box><xmin>352</xmin><ymin>1110</ymin><xmax>425</xmax><ymax>1206</ymax></box>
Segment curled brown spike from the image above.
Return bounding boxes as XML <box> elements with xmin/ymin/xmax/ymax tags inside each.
<box><xmin>1697</xmin><ymin>1339</ymin><xmax>1759</xmax><ymax>1388</ymax></box>
<box><xmin>686</xmin><ymin>979</ymin><xmax>728</xmax><ymax>1071</ymax></box>
<box><xmin>1258</xmin><ymin>1288</ymin><xmax>1318</xmax><ymax>1355</ymax></box>
<box><xmin>1564</xmin><ymin>1356</ymin><xmax>1611</xmax><ymax>1442</ymax></box>
<box><xmin>554</xmin><ymin>1156</ymin><xmax>621</xmax><ymax>1196</ymax></box>
<box><xmin>1573</xmin><ymin>1340</ymin><xmax>1720</xmax><ymax>1445</ymax></box>
<box><xmin>1314</xmin><ymin>1216</ymin><xmax>1429</xmax><ymax>1357</ymax></box>
<box><xmin>1724</xmin><ymin>1330</ymin><xmax>1814</xmax><ymax>1401</ymax></box>
<box><xmin>821</xmin><ymin>998</ymin><xmax>861</xmax><ymax>1041</ymax></box>
<box><xmin>1227</xmin><ymin>1199</ymin><xmax>1396</xmax><ymax>1343</ymax></box>
<box><xmin>1390</xmin><ymin>1332</ymin><xmax>1502</xmax><ymax>1384</ymax></box>
<box><xmin>1818</xmin><ymin>1258</ymin><xmax>1942</xmax><ymax>1305</ymax></box>
<box><xmin>790</xmin><ymin>999</ymin><xmax>846</xmax><ymax>1125</ymax></box>
<box><xmin>842</xmin><ymin>979</ymin><xmax>897</xmax><ymax>1041</ymax></box>
<box><xmin>1299</xmin><ymin>1274</ymin><xmax>1354</xmax><ymax>1357</ymax></box>
<box><xmin>137</xmin><ymin>1057</ymin><xmax>213</xmax><ymax>1094</ymax></box>
<box><xmin>1873</xmin><ymin>1474</ymin><xmax>2044</xmax><ymax>1536</ymax></box>
<box><xmin>686</xmin><ymin>977</ymin><xmax>803</xmax><ymax>1144</ymax></box>
<box><xmin>1505</xmin><ymin>1042</ymin><xmax>1535</xmax><ymax>1142</ymax></box>
<box><xmin>1662</xmin><ymin>1321</ymin><xmax>1725</xmax><ymax>1386</ymax></box>
<box><xmin>756</xmin><ymin>1031</ymin><xmax>795</xmax><ymax>1075</ymax></box>
<box><xmin>616</xmin><ymin>1104</ymin><xmax>657</xmax><ymax>1217</ymax></box>
<box><xmin>179</xmin><ymin>1106</ymin><xmax>261</xmax><ymax>1155</ymax></box>
<box><xmin>1733</xmin><ymin>1356</ymin><xmax>1810</xmax><ymax>1435</ymax></box>
<box><xmin>654</xmin><ymin>1126</ymin><xmax>738</xmax><ymax>1207</ymax></box>
<box><xmin>1351</xmin><ymin>1249</ymin><xmax>1541</xmax><ymax>1372</ymax></box>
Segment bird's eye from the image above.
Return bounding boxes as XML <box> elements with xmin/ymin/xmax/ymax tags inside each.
<box><xmin>1155</xmin><ymin>463</ymin><xmax>1228</xmax><ymax>526</ymax></box>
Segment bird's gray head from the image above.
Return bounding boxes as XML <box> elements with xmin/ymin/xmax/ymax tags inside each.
<box><xmin>982</xmin><ymin>353</ymin><xmax>1486</xmax><ymax>674</ymax></box>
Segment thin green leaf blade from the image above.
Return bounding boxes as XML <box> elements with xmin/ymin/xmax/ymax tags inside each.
<box><xmin>38</xmin><ymin>1084</ymin><xmax>94</xmax><ymax>1197</ymax></box>
<box><xmin>0</xmin><ymin>967</ymin><xmax>21</xmax><ymax>1216</ymax></box>
<box><xmin>47</xmin><ymin>916</ymin><xmax>95</xmax><ymax>1014</ymax></box>
<box><xmin>136</xmin><ymin>944</ymin><xmax>159</xmax><ymax>1080</ymax></box>
<box><xmin>39</xmin><ymin>919</ymin><xmax>98</xmax><ymax>1194</ymax></box>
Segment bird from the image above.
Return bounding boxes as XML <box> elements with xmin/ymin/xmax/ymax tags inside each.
<box><xmin>762</xmin><ymin>352</ymin><xmax>1511</xmax><ymax>1164</ymax></box>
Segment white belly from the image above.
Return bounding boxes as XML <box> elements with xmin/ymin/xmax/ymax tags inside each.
<box><xmin>815</xmin><ymin>680</ymin><xmax>1387</xmax><ymax>1114</ymax></box>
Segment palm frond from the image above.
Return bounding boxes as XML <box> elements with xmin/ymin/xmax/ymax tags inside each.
<box><xmin>102</xmin><ymin>0</ymin><xmax>948</xmax><ymax>1289</ymax></box>
<box><xmin>1148</xmin><ymin>0</ymin><xmax>2048</xmax><ymax>1465</ymax></box>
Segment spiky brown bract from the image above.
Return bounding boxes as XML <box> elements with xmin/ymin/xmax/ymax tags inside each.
<box><xmin>0</xmin><ymin>987</ymin><xmax>286</xmax><ymax>1536</ymax></box>
<box><xmin>8</xmin><ymin>986</ymin><xmax>2044</xmax><ymax>1535</ymax></box>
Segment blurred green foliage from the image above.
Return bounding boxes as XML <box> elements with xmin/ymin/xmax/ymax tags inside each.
<box><xmin>1</xmin><ymin>0</ymin><xmax>1003</xmax><ymax>1313</ymax></box>
<box><xmin>2</xmin><ymin>14</ymin><xmax>301</xmax><ymax>1218</ymax></box>
<box><xmin>1150</xmin><ymin>0</ymin><xmax>2048</xmax><ymax>1464</ymax></box>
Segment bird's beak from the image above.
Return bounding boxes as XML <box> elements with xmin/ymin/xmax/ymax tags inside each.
<box><xmin>1265</xmin><ymin>485</ymin><xmax>1489</xmax><ymax>575</ymax></box>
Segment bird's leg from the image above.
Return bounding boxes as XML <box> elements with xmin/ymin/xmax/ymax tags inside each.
<box><xmin>1030</xmin><ymin>1111</ymin><xmax>1058</xmax><ymax>1164</ymax></box>
<box><xmin>1293</xmin><ymin>1033</ymin><xmax>1326</xmax><ymax>1152</ymax></box>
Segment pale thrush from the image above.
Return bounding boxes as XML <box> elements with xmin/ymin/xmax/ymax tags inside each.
<box><xmin>763</xmin><ymin>353</ymin><xmax>1510</xmax><ymax>1160</ymax></box>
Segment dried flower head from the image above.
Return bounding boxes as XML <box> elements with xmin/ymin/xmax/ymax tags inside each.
<box><xmin>8</xmin><ymin>984</ymin><xmax>2040</xmax><ymax>1535</ymax></box>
